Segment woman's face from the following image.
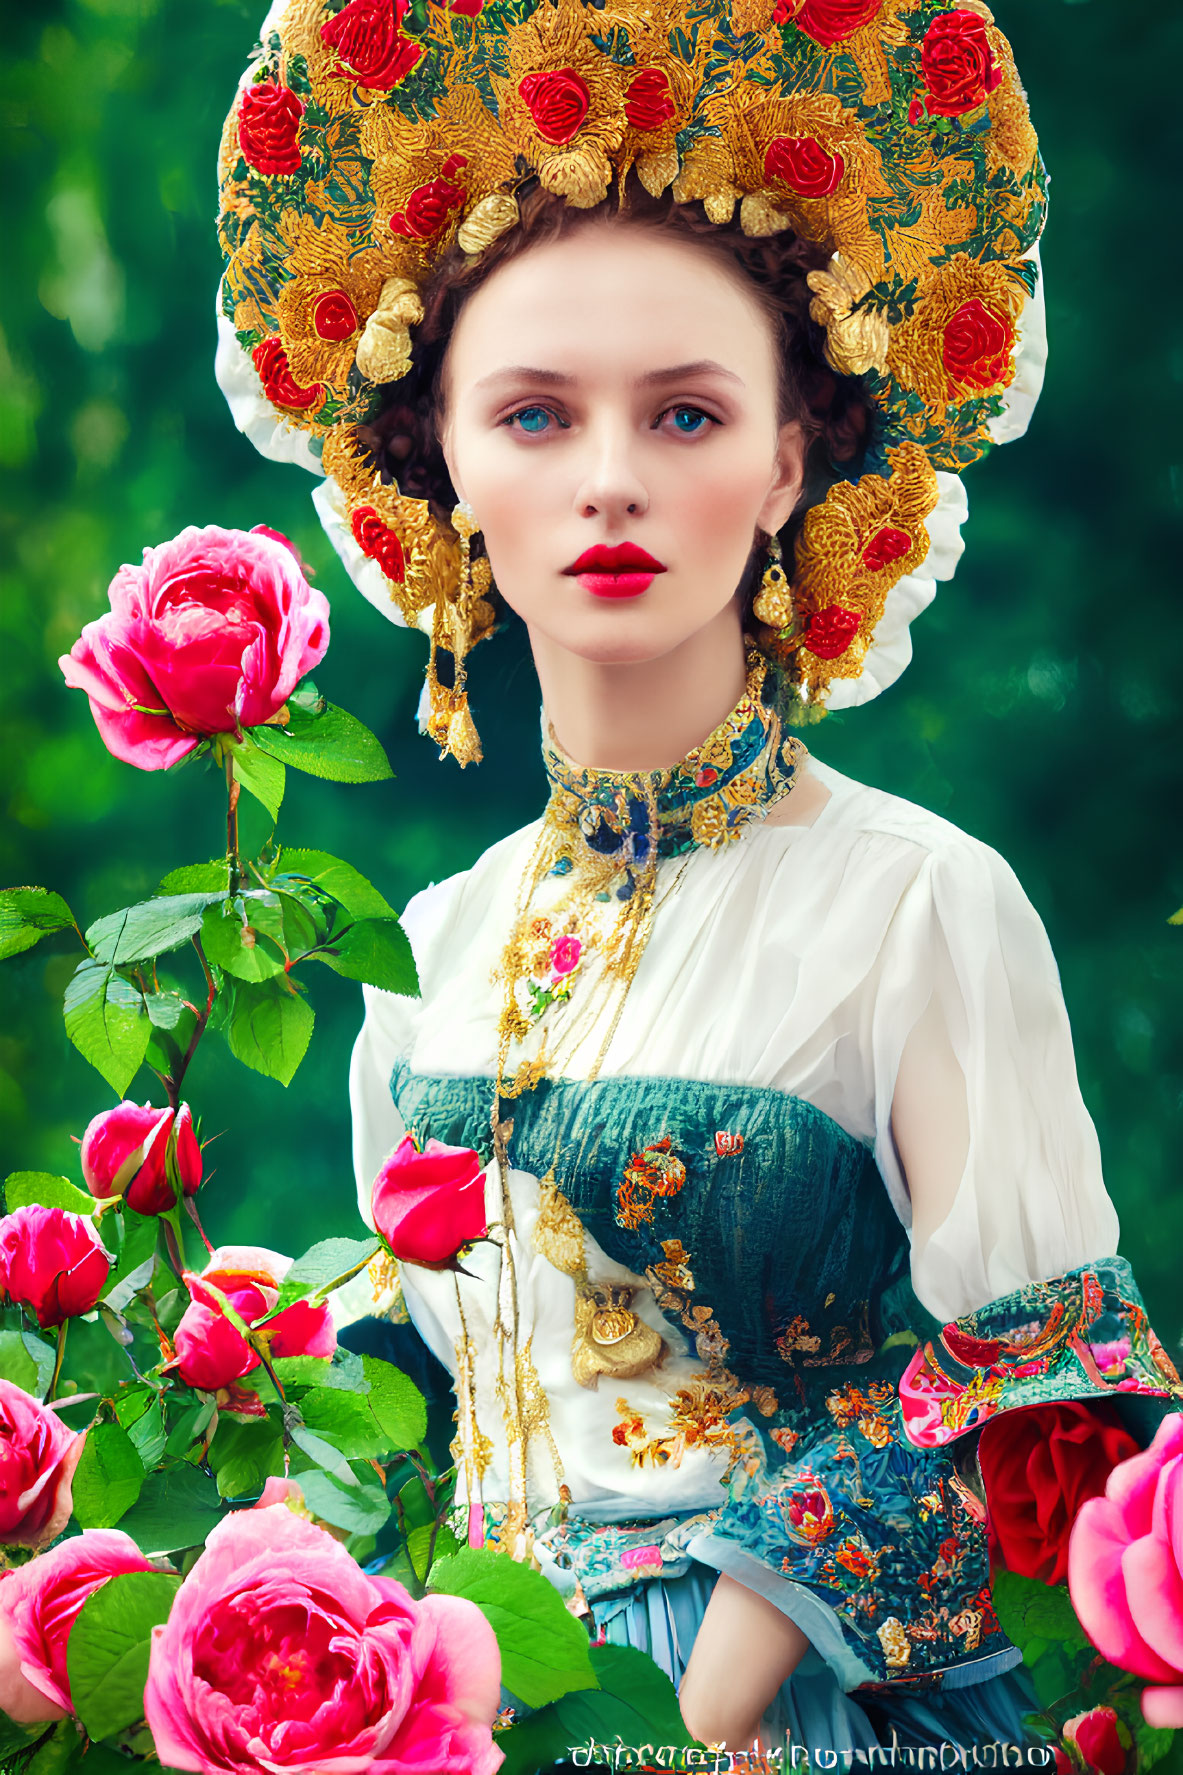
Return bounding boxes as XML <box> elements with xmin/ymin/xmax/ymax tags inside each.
<box><xmin>439</xmin><ymin>223</ymin><xmax>805</xmax><ymax>668</ymax></box>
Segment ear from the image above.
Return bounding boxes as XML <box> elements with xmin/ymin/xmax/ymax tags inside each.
<box><xmin>755</xmin><ymin>420</ymin><xmax>807</xmax><ymax>537</ymax></box>
<box><xmin>439</xmin><ymin>414</ymin><xmax>466</xmax><ymax>506</ymax></box>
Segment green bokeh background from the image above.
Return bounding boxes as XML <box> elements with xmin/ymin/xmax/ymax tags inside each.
<box><xmin>1</xmin><ymin>1</ymin><xmax>1179</xmax><ymax>1336</ymax></box>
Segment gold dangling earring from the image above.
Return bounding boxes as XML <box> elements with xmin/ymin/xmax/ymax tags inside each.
<box><xmin>424</xmin><ymin>501</ymin><xmax>486</xmax><ymax>768</ymax></box>
<box><xmin>751</xmin><ymin>531</ymin><xmax>794</xmax><ymax>630</ymax></box>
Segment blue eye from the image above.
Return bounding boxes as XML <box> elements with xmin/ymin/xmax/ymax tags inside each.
<box><xmin>667</xmin><ymin>407</ymin><xmax>711</xmax><ymax>435</ymax></box>
<box><xmin>507</xmin><ymin>406</ymin><xmax>554</xmax><ymax>434</ymax></box>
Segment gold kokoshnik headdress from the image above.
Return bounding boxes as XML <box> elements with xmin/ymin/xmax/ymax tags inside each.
<box><xmin>215</xmin><ymin>0</ymin><xmax>1047</xmax><ymax>760</ymax></box>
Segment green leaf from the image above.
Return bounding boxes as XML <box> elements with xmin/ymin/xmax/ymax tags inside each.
<box><xmin>209</xmin><ymin>1414</ymin><xmax>285</xmax><ymax>1497</ymax></box>
<box><xmin>274</xmin><ymin>1236</ymin><xmax>380</xmax><ymax>1308</ymax></box>
<box><xmin>100</xmin><ymin>1208</ymin><xmax>160</xmax><ymax>1309</ymax></box>
<box><xmin>223</xmin><ymin>975</ymin><xmax>314</xmax><ymax>1085</ymax></box>
<box><xmin>0</xmin><ymin>887</ymin><xmax>75</xmax><ymax>961</ymax></box>
<box><xmin>428</xmin><ymin>1545</ymin><xmax>597</xmax><ymax>1708</ymax></box>
<box><xmin>63</xmin><ymin>957</ymin><xmax>150</xmax><ymax>1095</ymax></box>
<box><xmin>270</xmin><ymin>1353</ymin><xmax>334</xmax><ymax>1390</ymax></box>
<box><xmin>300</xmin><ymin>1386</ymin><xmax>390</xmax><ymax>1459</ymax></box>
<box><xmin>362</xmin><ymin>1354</ymin><xmax>427</xmax><ymax>1452</ymax></box>
<box><xmin>115</xmin><ymin>1462</ymin><xmax>224</xmax><ymax>1554</ymax></box>
<box><xmin>4</xmin><ymin>1171</ymin><xmax>95</xmax><ymax>1216</ymax></box>
<box><xmin>66</xmin><ymin>1570</ymin><xmax>181</xmax><ymax>1740</ymax></box>
<box><xmin>227</xmin><ymin>735</ymin><xmax>286</xmax><ymax>821</ymax></box>
<box><xmin>290</xmin><ymin>1423</ymin><xmax>360</xmax><ymax>1487</ymax></box>
<box><xmin>201</xmin><ymin>899</ymin><xmax>286</xmax><ymax>982</ymax></box>
<box><xmin>406</xmin><ymin>1520</ymin><xmax>460</xmax><ymax>1581</ymax></box>
<box><xmin>158</xmin><ymin>861</ymin><xmax>231</xmax><ymax>895</ymax></box>
<box><xmin>0</xmin><ymin>1328</ymin><xmax>55</xmax><ymax>1398</ymax></box>
<box><xmin>87</xmin><ymin>893</ymin><xmax>227</xmax><ymax>965</ymax></box>
<box><xmin>294</xmin><ymin>1462</ymin><xmax>392</xmax><ymax>1534</ymax></box>
<box><xmin>992</xmin><ymin>1571</ymin><xmax>1092</xmax><ymax>1660</ymax></box>
<box><xmin>273</xmin><ymin>849</ymin><xmax>397</xmax><ymax>920</ymax></box>
<box><xmin>250</xmin><ymin>701</ymin><xmax>393</xmax><ymax>784</ymax></box>
<box><xmin>145</xmin><ymin>992</ymin><xmax>200</xmax><ymax>1075</ymax></box>
<box><xmin>71</xmin><ymin>1421</ymin><xmax>145</xmax><ymax>1529</ymax></box>
<box><xmin>317</xmin><ymin>917</ymin><xmax>417</xmax><ymax>994</ymax></box>
<box><xmin>115</xmin><ymin>1390</ymin><xmax>167</xmax><ymax>1470</ymax></box>
<box><xmin>497</xmin><ymin>1642</ymin><xmax>694</xmax><ymax>1774</ymax></box>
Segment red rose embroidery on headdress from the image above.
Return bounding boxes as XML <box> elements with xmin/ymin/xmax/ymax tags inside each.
<box><xmin>625</xmin><ymin>68</ymin><xmax>676</xmax><ymax>132</ymax></box>
<box><xmin>351</xmin><ymin>507</ymin><xmax>407</xmax><ymax>583</ymax></box>
<box><xmin>804</xmin><ymin>606</ymin><xmax>860</xmax><ymax>658</ymax></box>
<box><xmin>320</xmin><ymin>0</ymin><xmax>425</xmax><ymax>91</ymax></box>
<box><xmin>862</xmin><ymin>527</ymin><xmax>912</xmax><ymax>571</ymax></box>
<box><xmin>448</xmin><ymin>0</ymin><xmax>484</xmax><ymax>11</ymax></box>
<box><xmin>920</xmin><ymin>10</ymin><xmax>1002</xmax><ymax>118</ymax></box>
<box><xmin>390</xmin><ymin>167</ymin><xmax>468</xmax><ymax>239</ymax></box>
<box><xmin>312</xmin><ymin>291</ymin><xmax>359</xmax><ymax>341</ymax></box>
<box><xmin>518</xmin><ymin>68</ymin><xmax>591</xmax><ymax>144</ymax></box>
<box><xmin>764</xmin><ymin>136</ymin><xmax>845</xmax><ymax>199</ymax></box>
<box><xmin>238</xmin><ymin>80</ymin><xmax>304</xmax><ymax>177</ymax></box>
<box><xmin>777</xmin><ymin>0</ymin><xmax>883</xmax><ymax>47</ymax></box>
<box><xmin>942</xmin><ymin>298</ymin><xmax>1015</xmax><ymax>392</ymax></box>
<box><xmin>252</xmin><ymin>338</ymin><xmax>323</xmax><ymax>411</ymax></box>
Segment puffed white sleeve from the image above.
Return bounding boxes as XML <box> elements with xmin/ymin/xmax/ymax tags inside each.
<box><xmin>871</xmin><ymin>832</ymin><xmax>1120</xmax><ymax>1323</ymax></box>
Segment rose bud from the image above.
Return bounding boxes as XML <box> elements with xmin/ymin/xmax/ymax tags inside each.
<box><xmin>0</xmin><ymin>1378</ymin><xmax>86</xmax><ymax>1550</ymax></box>
<box><xmin>59</xmin><ymin>524</ymin><xmax>330</xmax><ymax>771</ymax></box>
<box><xmin>171</xmin><ymin>1246</ymin><xmax>335</xmax><ymax>1393</ymax></box>
<box><xmin>0</xmin><ymin>1530</ymin><xmax>155</xmax><ymax>1719</ymax></box>
<box><xmin>1055</xmin><ymin>1707</ymin><xmax>1129</xmax><ymax>1775</ymax></box>
<box><xmin>0</xmin><ymin>1205</ymin><xmax>110</xmax><ymax>1329</ymax></box>
<box><xmin>370</xmin><ymin>1135</ymin><xmax>488</xmax><ymax>1270</ymax></box>
<box><xmin>80</xmin><ymin>1099</ymin><xmax>203</xmax><ymax>1216</ymax></box>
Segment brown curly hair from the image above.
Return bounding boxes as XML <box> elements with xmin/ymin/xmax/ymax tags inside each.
<box><xmin>355</xmin><ymin>168</ymin><xmax>875</xmax><ymax>625</ymax></box>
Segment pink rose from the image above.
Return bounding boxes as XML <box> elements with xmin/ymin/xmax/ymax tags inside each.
<box><xmin>59</xmin><ymin>524</ymin><xmax>330</xmax><ymax>771</ymax></box>
<box><xmin>80</xmin><ymin>1099</ymin><xmax>203</xmax><ymax>1216</ymax></box>
<box><xmin>371</xmin><ymin>1136</ymin><xmax>488</xmax><ymax>1269</ymax></box>
<box><xmin>1054</xmin><ymin>1707</ymin><xmax>1129</xmax><ymax>1775</ymax></box>
<box><xmin>549</xmin><ymin>933</ymin><xmax>582</xmax><ymax>977</ymax></box>
<box><xmin>0</xmin><ymin>1379</ymin><xmax>86</xmax><ymax>1550</ymax></box>
<box><xmin>1069</xmin><ymin>1413</ymin><xmax>1183</xmax><ymax>1728</ymax></box>
<box><xmin>0</xmin><ymin>1205</ymin><xmax>110</xmax><ymax>1329</ymax></box>
<box><xmin>0</xmin><ymin>1530</ymin><xmax>154</xmax><ymax>1718</ymax></box>
<box><xmin>143</xmin><ymin>1504</ymin><xmax>503</xmax><ymax>1774</ymax></box>
<box><xmin>171</xmin><ymin>1246</ymin><xmax>336</xmax><ymax>1393</ymax></box>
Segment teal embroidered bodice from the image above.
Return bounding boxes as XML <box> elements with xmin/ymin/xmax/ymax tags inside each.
<box><xmin>389</xmin><ymin>1059</ymin><xmax>1178</xmax><ymax>1690</ymax></box>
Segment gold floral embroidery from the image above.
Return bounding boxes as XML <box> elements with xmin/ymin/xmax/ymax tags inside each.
<box><xmin>614</xmin><ymin>1136</ymin><xmax>687</xmax><ymax>1230</ymax></box>
<box><xmin>274</xmin><ymin>211</ymin><xmax>392</xmax><ymax>394</ymax></box>
<box><xmin>612</xmin><ymin>1370</ymin><xmax>755</xmax><ymax>1473</ymax></box>
<box><xmin>571</xmin><ymin>1281</ymin><xmax>668</xmax><ymax>1391</ymax></box>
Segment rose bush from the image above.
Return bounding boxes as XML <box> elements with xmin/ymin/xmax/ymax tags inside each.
<box><xmin>59</xmin><ymin>524</ymin><xmax>330</xmax><ymax>771</ymax></box>
<box><xmin>0</xmin><ymin>1205</ymin><xmax>110</xmax><ymax>1328</ymax></box>
<box><xmin>1069</xmin><ymin>1413</ymin><xmax>1183</xmax><ymax>1729</ymax></box>
<box><xmin>172</xmin><ymin>1246</ymin><xmax>336</xmax><ymax>1392</ymax></box>
<box><xmin>143</xmin><ymin>1503</ymin><xmax>503</xmax><ymax>1775</ymax></box>
<box><xmin>81</xmin><ymin>1099</ymin><xmax>202</xmax><ymax>1215</ymax></box>
<box><xmin>0</xmin><ymin>1379</ymin><xmax>85</xmax><ymax>1550</ymax></box>
<box><xmin>237</xmin><ymin>79</ymin><xmax>304</xmax><ymax>177</ymax></box>
<box><xmin>979</xmin><ymin>1401</ymin><xmax>1140</xmax><ymax>1586</ymax></box>
<box><xmin>0</xmin><ymin>1530</ymin><xmax>154</xmax><ymax>1719</ymax></box>
<box><xmin>371</xmin><ymin>1137</ymin><xmax>488</xmax><ymax>1269</ymax></box>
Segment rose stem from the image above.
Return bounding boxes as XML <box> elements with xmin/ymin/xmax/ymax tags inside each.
<box><xmin>168</xmin><ymin>935</ymin><xmax>217</xmax><ymax>1111</ymax></box>
<box><xmin>48</xmin><ymin>1320</ymin><xmax>69</xmax><ymax>1403</ymax></box>
<box><xmin>225</xmin><ymin>750</ymin><xmax>242</xmax><ymax>895</ymax></box>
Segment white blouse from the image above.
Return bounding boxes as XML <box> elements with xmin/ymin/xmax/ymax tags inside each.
<box><xmin>350</xmin><ymin>755</ymin><xmax>1117</xmax><ymax>1321</ymax></box>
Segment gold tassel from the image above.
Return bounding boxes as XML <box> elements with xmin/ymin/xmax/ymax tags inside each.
<box><xmin>751</xmin><ymin>534</ymin><xmax>794</xmax><ymax>628</ymax></box>
<box><xmin>420</xmin><ymin>501</ymin><xmax>486</xmax><ymax>768</ymax></box>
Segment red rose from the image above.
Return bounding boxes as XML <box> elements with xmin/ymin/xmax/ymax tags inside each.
<box><xmin>449</xmin><ymin>0</ymin><xmax>485</xmax><ymax>12</ymax></box>
<box><xmin>804</xmin><ymin>605</ymin><xmax>860</xmax><ymax>659</ymax></box>
<box><xmin>312</xmin><ymin>289</ymin><xmax>359</xmax><ymax>341</ymax></box>
<box><xmin>81</xmin><ymin>1099</ymin><xmax>203</xmax><ymax>1216</ymax></box>
<box><xmin>763</xmin><ymin>135</ymin><xmax>845</xmax><ymax>199</ymax></box>
<box><xmin>862</xmin><ymin>526</ymin><xmax>913</xmax><ymax>571</ymax></box>
<box><xmin>920</xmin><ymin>10</ymin><xmax>1002</xmax><ymax>118</ymax></box>
<box><xmin>320</xmin><ymin>0</ymin><xmax>425</xmax><ymax>91</ymax></box>
<box><xmin>0</xmin><ymin>1381</ymin><xmax>85</xmax><ymax>1553</ymax></box>
<box><xmin>518</xmin><ymin>68</ymin><xmax>590</xmax><ymax>145</ymax></box>
<box><xmin>625</xmin><ymin>69</ymin><xmax>676</xmax><ymax>132</ymax></box>
<box><xmin>371</xmin><ymin>1135</ymin><xmax>488</xmax><ymax>1269</ymax></box>
<box><xmin>942</xmin><ymin>297</ymin><xmax>1015</xmax><ymax>392</ymax></box>
<box><xmin>390</xmin><ymin>175</ymin><xmax>466</xmax><ymax>239</ymax></box>
<box><xmin>0</xmin><ymin>1206</ymin><xmax>109</xmax><ymax>1329</ymax></box>
<box><xmin>351</xmin><ymin>507</ymin><xmax>407</xmax><ymax>583</ymax></box>
<box><xmin>252</xmin><ymin>337</ymin><xmax>323</xmax><ymax>411</ymax></box>
<box><xmin>790</xmin><ymin>0</ymin><xmax>883</xmax><ymax>47</ymax></box>
<box><xmin>172</xmin><ymin>1246</ymin><xmax>336</xmax><ymax>1393</ymax></box>
<box><xmin>238</xmin><ymin>79</ymin><xmax>304</xmax><ymax>178</ymax></box>
<box><xmin>1055</xmin><ymin>1708</ymin><xmax>1130</xmax><ymax>1775</ymax></box>
<box><xmin>978</xmin><ymin>1401</ymin><xmax>1139</xmax><ymax>1586</ymax></box>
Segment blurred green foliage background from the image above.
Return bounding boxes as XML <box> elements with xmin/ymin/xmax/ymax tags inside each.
<box><xmin>0</xmin><ymin>0</ymin><xmax>1179</xmax><ymax>1336</ymax></box>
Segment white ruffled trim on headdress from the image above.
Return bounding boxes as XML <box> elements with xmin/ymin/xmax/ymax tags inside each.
<box><xmin>214</xmin><ymin>238</ymin><xmax>1047</xmax><ymax>714</ymax></box>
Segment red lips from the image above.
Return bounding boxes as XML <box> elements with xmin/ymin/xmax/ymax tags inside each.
<box><xmin>564</xmin><ymin>543</ymin><xmax>666</xmax><ymax>574</ymax></box>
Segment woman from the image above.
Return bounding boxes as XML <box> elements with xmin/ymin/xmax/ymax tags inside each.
<box><xmin>215</xmin><ymin>0</ymin><xmax>1180</xmax><ymax>1754</ymax></box>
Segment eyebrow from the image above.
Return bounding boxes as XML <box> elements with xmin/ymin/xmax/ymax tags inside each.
<box><xmin>473</xmin><ymin>360</ymin><xmax>745</xmax><ymax>391</ymax></box>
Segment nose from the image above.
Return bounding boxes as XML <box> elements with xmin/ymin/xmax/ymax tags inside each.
<box><xmin>572</xmin><ymin>415</ymin><xmax>649</xmax><ymax>523</ymax></box>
